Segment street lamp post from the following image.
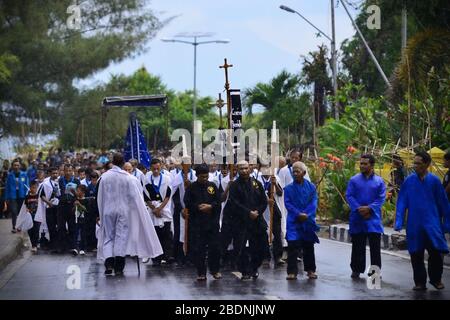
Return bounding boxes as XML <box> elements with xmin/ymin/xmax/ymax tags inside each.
<box><xmin>280</xmin><ymin>4</ymin><xmax>339</xmax><ymax>120</ymax></box>
<box><xmin>161</xmin><ymin>33</ymin><xmax>230</xmax><ymax>128</ymax></box>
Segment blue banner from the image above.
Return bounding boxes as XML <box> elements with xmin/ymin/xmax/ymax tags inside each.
<box><xmin>124</xmin><ymin>113</ymin><xmax>151</xmax><ymax>169</ymax></box>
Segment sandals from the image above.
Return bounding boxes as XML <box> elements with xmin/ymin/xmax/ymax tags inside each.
<box><xmin>212</xmin><ymin>272</ymin><xmax>222</xmax><ymax>280</ymax></box>
<box><xmin>286</xmin><ymin>274</ymin><xmax>297</xmax><ymax>280</ymax></box>
<box><xmin>196</xmin><ymin>275</ymin><xmax>207</xmax><ymax>281</ymax></box>
<box><xmin>430</xmin><ymin>282</ymin><xmax>445</xmax><ymax>290</ymax></box>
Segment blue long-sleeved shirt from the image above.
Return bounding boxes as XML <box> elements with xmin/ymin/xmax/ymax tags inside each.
<box><xmin>345</xmin><ymin>173</ymin><xmax>386</xmax><ymax>235</ymax></box>
<box><xmin>5</xmin><ymin>170</ymin><xmax>29</xmax><ymax>200</ymax></box>
<box><xmin>284</xmin><ymin>179</ymin><xmax>319</xmax><ymax>243</ymax></box>
<box><xmin>395</xmin><ymin>172</ymin><xmax>450</xmax><ymax>254</ymax></box>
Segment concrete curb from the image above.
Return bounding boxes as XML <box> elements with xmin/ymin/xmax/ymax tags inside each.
<box><xmin>0</xmin><ymin>233</ymin><xmax>25</xmax><ymax>272</ymax></box>
<box><xmin>327</xmin><ymin>223</ymin><xmax>450</xmax><ymax>266</ymax></box>
<box><xmin>329</xmin><ymin>224</ymin><xmax>406</xmax><ymax>250</ymax></box>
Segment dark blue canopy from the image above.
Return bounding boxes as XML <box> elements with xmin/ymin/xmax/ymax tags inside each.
<box><xmin>102</xmin><ymin>95</ymin><xmax>167</xmax><ymax>108</ymax></box>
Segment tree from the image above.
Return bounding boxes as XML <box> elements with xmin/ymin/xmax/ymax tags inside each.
<box><xmin>0</xmin><ymin>0</ymin><xmax>165</xmax><ymax>138</ymax></box>
<box><xmin>243</xmin><ymin>70</ymin><xmax>313</xmax><ymax>148</ymax></box>
<box><xmin>301</xmin><ymin>45</ymin><xmax>332</xmax><ymax>127</ymax></box>
<box><xmin>59</xmin><ymin>67</ymin><xmax>218</xmax><ymax>150</ymax></box>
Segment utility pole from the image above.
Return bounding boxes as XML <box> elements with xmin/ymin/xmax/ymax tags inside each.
<box><xmin>331</xmin><ymin>0</ymin><xmax>339</xmax><ymax>120</ymax></box>
<box><xmin>341</xmin><ymin>0</ymin><xmax>391</xmax><ymax>88</ymax></box>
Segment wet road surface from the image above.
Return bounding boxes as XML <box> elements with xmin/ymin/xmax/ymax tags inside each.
<box><xmin>1</xmin><ymin>238</ymin><xmax>449</xmax><ymax>300</ymax></box>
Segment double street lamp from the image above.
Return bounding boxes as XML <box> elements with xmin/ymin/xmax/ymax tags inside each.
<box><xmin>161</xmin><ymin>33</ymin><xmax>230</xmax><ymax>126</ymax></box>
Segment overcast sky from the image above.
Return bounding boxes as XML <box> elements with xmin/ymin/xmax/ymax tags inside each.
<box><xmin>78</xmin><ymin>0</ymin><xmax>360</xmax><ymax>98</ymax></box>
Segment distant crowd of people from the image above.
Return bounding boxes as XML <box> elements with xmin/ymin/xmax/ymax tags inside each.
<box><xmin>0</xmin><ymin>147</ymin><xmax>449</xmax><ymax>291</ymax></box>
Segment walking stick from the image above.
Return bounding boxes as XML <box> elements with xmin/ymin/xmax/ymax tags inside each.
<box><xmin>269</xmin><ymin>176</ymin><xmax>275</xmax><ymax>244</ymax></box>
<box><xmin>183</xmin><ymin>208</ymin><xmax>189</xmax><ymax>255</ymax></box>
<box><xmin>136</xmin><ymin>256</ymin><xmax>140</xmax><ymax>276</ymax></box>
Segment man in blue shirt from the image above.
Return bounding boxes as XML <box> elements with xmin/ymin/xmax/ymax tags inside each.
<box><xmin>395</xmin><ymin>151</ymin><xmax>450</xmax><ymax>291</ymax></box>
<box><xmin>345</xmin><ymin>154</ymin><xmax>386</xmax><ymax>279</ymax></box>
<box><xmin>5</xmin><ymin>160</ymin><xmax>29</xmax><ymax>233</ymax></box>
<box><xmin>284</xmin><ymin>162</ymin><xmax>319</xmax><ymax>280</ymax></box>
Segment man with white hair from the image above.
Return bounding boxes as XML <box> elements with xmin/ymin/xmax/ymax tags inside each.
<box><xmin>284</xmin><ymin>161</ymin><xmax>320</xmax><ymax>280</ymax></box>
<box><xmin>228</xmin><ymin>160</ymin><xmax>268</xmax><ymax>280</ymax></box>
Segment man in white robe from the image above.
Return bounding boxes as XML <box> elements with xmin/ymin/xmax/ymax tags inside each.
<box><xmin>35</xmin><ymin>168</ymin><xmax>60</xmax><ymax>249</ymax></box>
<box><xmin>96</xmin><ymin>153</ymin><xmax>163</xmax><ymax>275</ymax></box>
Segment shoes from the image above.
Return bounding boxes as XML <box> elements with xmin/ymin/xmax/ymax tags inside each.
<box><xmin>241</xmin><ymin>274</ymin><xmax>252</xmax><ymax>281</ymax></box>
<box><xmin>286</xmin><ymin>274</ymin><xmax>297</xmax><ymax>280</ymax></box>
<box><xmin>212</xmin><ymin>272</ymin><xmax>222</xmax><ymax>280</ymax></box>
<box><xmin>104</xmin><ymin>269</ymin><xmax>114</xmax><ymax>276</ymax></box>
<box><xmin>429</xmin><ymin>282</ymin><xmax>445</xmax><ymax>290</ymax></box>
<box><xmin>71</xmin><ymin>249</ymin><xmax>78</xmax><ymax>256</ymax></box>
<box><xmin>262</xmin><ymin>260</ymin><xmax>270</xmax><ymax>267</ymax></box>
<box><xmin>142</xmin><ymin>258</ymin><xmax>150</xmax><ymax>264</ymax></box>
<box><xmin>31</xmin><ymin>247</ymin><xmax>37</xmax><ymax>253</ymax></box>
<box><xmin>197</xmin><ymin>275</ymin><xmax>207</xmax><ymax>281</ymax></box>
<box><xmin>114</xmin><ymin>270</ymin><xmax>124</xmax><ymax>276</ymax></box>
<box><xmin>351</xmin><ymin>272</ymin><xmax>360</xmax><ymax>279</ymax></box>
<box><xmin>276</xmin><ymin>258</ymin><xmax>286</xmax><ymax>266</ymax></box>
<box><xmin>11</xmin><ymin>228</ymin><xmax>17</xmax><ymax>234</ymax></box>
<box><xmin>413</xmin><ymin>284</ymin><xmax>427</xmax><ymax>291</ymax></box>
<box><xmin>252</xmin><ymin>272</ymin><xmax>259</xmax><ymax>279</ymax></box>
<box><xmin>307</xmin><ymin>271</ymin><xmax>318</xmax><ymax>279</ymax></box>
<box><xmin>79</xmin><ymin>250</ymin><xmax>86</xmax><ymax>255</ymax></box>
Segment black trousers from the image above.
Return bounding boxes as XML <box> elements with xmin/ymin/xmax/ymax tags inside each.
<box><xmin>172</xmin><ymin>208</ymin><xmax>187</xmax><ymax>263</ymax></box>
<box><xmin>28</xmin><ymin>215</ymin><xmax>41</xmax><ymax>247</ymax></box>
<box><xmin>350</xmin><ymin>232</ymin><xmax>381</xmax><ymax>273</ymax></box>
<box><xmin>8</xmin><ymin>198</ymin><xmax>24</xmax><ymax>229</ymax></box>
<box><xmin>220</xmin><ymin>217</ymin><xmax>239</xmax><ymax>266</ymax></box>
<box><xmin>105</xmin><ymin>256</ymin><xmax>126</xmax><ymax>272</ymax></box>
<box><xmin>270</xmin><ymin>207</ymin><xmax>283</xmax><ymax>261</ymax></box>
<box><xmin>45</xmin><ymin>207</ymin><xmax>58</xmax><ymax>248</ymax></box>
<box><xmin>410</xmin><ymin>235</ymin><xmax>444</xmax><ymax>286</ymax></box>
<box><xmin>191</xmin><ymin>227</ymin><xmax>220</xmax><ymax>276</ymax></box>
<box><xmin>85</xmin><ymin>213</ymin><xmax>97</xmax><ymax>250</ymax></box>
<box><xmin>235</xmin><ymin>229</ymin><xmax>269</xmax><ymax>276</ymax></box>
<box><xmin>153</xmin><ymin>222</ymin><xmax>174</xmax><ymax>263</ymax></box>
<box><xmin>57</xmin><ymin>203</ymin><xmax>76</xmax><ymax>251</ymax></box>
<box><xmin>287</xmin><ymin>240</ymin><xmax>316</xmax><ymax>274</ymax></box>
<box><xmin>75</xmin><ymin>221</ymin><xmax>86</xmax><ymax>251</ymax></box>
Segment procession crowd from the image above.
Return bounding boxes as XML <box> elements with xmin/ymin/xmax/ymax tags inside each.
<box><xmin>0</xmin><ymin>147</ymin><xmax>449</xmax><ymax>291</ymax></box>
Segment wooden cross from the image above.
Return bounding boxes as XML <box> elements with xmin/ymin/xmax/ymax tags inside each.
<box><xmin>219</xmin><ymin>58</ymin><xmax>233</xmax><ymax>91</ymax></box>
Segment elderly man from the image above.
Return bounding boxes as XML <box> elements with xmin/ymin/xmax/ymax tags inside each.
<box><xmin>228</xmin><ymin>160</ymin><xmax>268</xmax><ymax>280</ymax></box>
<box><xmin>96</xmin><ymin>153</ymin><xmax>162</xmax><ymax>276</ymax></box>
<box><xmin>284</xmin><ymin>162</ymin><xmax>319</xmax><ymax>280</ymax></box>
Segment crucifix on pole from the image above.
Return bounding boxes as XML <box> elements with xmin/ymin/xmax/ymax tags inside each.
<box><xmin>219</xmin><ymin>58</ymin><xmax>234</xmax><ymax>177</ymax></box>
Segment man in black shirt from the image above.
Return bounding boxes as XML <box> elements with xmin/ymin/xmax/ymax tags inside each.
<box><xmin>184</xmin><ymin>164</ymin><xmax>221</xmax><ymax>281</ymax></box>
<box><xmin>228</xmin><ymin>160</ymin><xmax>269</xmax><ymax>280</ymax></box>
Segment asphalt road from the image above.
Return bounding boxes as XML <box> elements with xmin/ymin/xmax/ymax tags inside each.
<box><xmin>0</xmin><ymin>238</ymin><xmax>449</xmax><ymax>300</ymax></box>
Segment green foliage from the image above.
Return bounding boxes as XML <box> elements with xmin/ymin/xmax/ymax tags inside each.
<box><xmin>59</xmin><ymin>67</ymin><xmax>218</xmax><ymax>150</ymax></box>
<box><xmin>0</xmin><ymin>0</ymin><xmax>164</xmax><ymax>138</ymax></box>
<box><xmin>319</xmin><ymin>84</ymin><xmax>394</xmax><ymax>154</ymax></box>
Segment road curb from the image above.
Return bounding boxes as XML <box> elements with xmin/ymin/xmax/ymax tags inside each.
<box><xmin>327</xmin><ymin>224</ymin><xmax>450</xmax><ymax>267</ymax></box>
<box><xmin>329</xmin><ymin>224</ymin><xmax>406</xmax><ymax>250</ymax></box>
<box><xmin>0</xmin><ymin>233</ymin><xmax>25</xmax><ymax>272</ymax></box>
